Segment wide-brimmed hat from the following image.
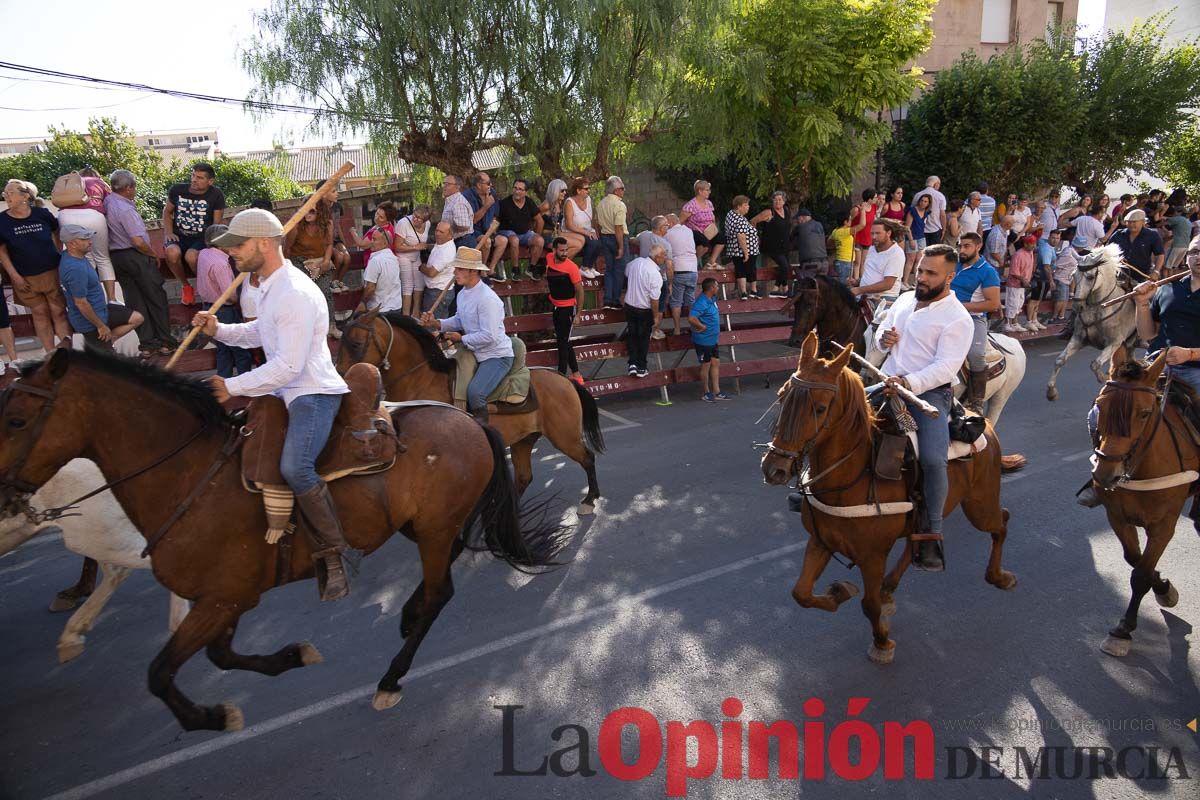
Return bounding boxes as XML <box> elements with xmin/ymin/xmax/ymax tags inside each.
<box><xmin>451</xmin><ymin>246</ymin><xmax>487</xmax><ymax>271</ymax></box>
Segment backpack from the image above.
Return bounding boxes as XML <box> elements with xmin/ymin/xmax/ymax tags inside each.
<box><xmin>51</xmin><ymin>172</ymin><xmax>87</xmax><ymax>208</ymax></box>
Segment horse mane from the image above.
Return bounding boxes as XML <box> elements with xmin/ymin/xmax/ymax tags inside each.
<box><xmin>1079</xmin><ymin>243</ymin><xmax>1123</xmax><ymax>275</ymax></box>
<box><xmin>816</xmin><ymin>274</ymin><xmax>858</xmax><ymax>311</ymax></box>
<box><xmin>773</xmin><ymin>357</ymin><xmax>876</xmax><ymax>443</ymax></box>
<box><xmin>381</xmin><ymin>311</ymin><xmax>455</xmax><ymax>373</ymax></box>
<box><xmin>21</xmin><ymin>349</ymin><xmax>234</xmax><ymax>429</ymax></box>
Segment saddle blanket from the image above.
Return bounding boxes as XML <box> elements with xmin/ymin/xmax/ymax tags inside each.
<box><xmin>907</xmin><ymin>430</ymin><xmax>988</xmax><ymax>462</ymax></box>
<box><xmin>453</xmin><ymin>335</ymin><xmax>531</xmax><ymax>407</ymax></box>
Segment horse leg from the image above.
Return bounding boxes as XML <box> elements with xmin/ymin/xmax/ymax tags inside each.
<box><xmin>49</xmin><ymin>556</ymin><xmax>99</xmax><ymax>612</ymax></box>
<box><xmin>1046</xmin><ymin>338</ymin><xmax>1083</xmax><ymax>401</ymax></box>
<box><xmin>400</xmin><ymin>540</ymin><xmax>464</xmax><ymax>638</ymax></box>
<box><xmin>961</xmin><ymin>491</ymin><xmax>1017</xmax><ymax>590</ymax></box>
<box><xmin>206</xmin><ymin>621</ymin><xmax>322</xmax><ymax>676</ymax></box>
<box><xmin>57</xmin><ymin>563</ymin><xmax>131</xmax><ymax>663</ymax></box>
<box><xmin>855</xmin><ymin>558</ymin><xmax>894</xmax><ymax>664</ymax></box>
<box><xmin>148</xmin><ymin>599</ymin><xmax>246</xmax><ymax>732</ymax></box>
<box><xmin>1102</xmin><ymin>520</ymin><xmax>1175</xmax><ymax>658</ymax></box>
<box><xmin>374</xmin><ymin>531</ymin><xmax>461</xmax><ymax>710</ymax></box>
<box><xmin>510</xmin><ymin>434</ymin><xmax>539</xmax><ymax>497</ymax></box>
<box><xmin>880</xmin><ymin>544</ymin><xmax>913</xmax><ymax>618</ymax></box>
<box><xmin>791</xmin><ymin>537</ymin><xmax>857</xmax><ymax>612</ymax></box>
<box><xmin>167</xmin><ymin>593</ymin><xmax>190</xmax><ymax>633</ymax></box>
<box><xmin>1092</xmin><ymin>341</ymin><xmax>1122</xmax><ymax>385</ymax></box>
<box><xmin>540</xmin><ymin>408</ymin><xmax>602</xmax><ymax>515</ymax></box>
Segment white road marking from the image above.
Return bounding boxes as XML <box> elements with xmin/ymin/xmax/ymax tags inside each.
<box><xmin>42</xmin><ymin>540</ymin><xmax>805</xmax><ymax>800</ymax></box>
<box><xmin>597</xmin><ymin>408</ymin><xmax>640</xmax><ymax>432</ymax></box>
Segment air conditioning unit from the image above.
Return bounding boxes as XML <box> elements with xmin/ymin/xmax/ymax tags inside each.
<box><xmin>187</xmin><ymin>141</ymin><xmax>210</xmax><ymax>151</ymax></box>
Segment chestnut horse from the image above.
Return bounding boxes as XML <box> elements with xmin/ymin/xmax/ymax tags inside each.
<box><xmin>0</xmin><ymin>348</ymin><xmax>563</xmax><ymax>733</ymax></box>
<box><xmin>760</xmin><ymin>333</ymin><xmax>1017</xmax><ymax>664</ymax></box>
<box><xmin>337</xmin><ymin>310</ymin><xmax>604</xmax><ymax>513</ymax></box>
<box><xmin>1089</xmin><ymin>346</ymin><xmax>1195</xmax><ymax>658</ymax></box>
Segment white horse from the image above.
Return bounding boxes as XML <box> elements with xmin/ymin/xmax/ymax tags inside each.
<box><xmin>1046</xmin><ymin>244</ymin><xmax>1138</xmax><ymax>401</ymax></box>
<box><xmin>0</xmin><ymin>459</ymin><xmax>188</xmax><ymax>663</ymax></box>
<box><xmin>866</xmin><ymin>304</ymin><xmax>1026</xmax><ymax>427</ymax></box>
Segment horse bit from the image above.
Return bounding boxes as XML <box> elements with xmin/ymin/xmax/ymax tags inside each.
<box><xmin>763</xmin><ymin>374</ymin><xmax>857</xmax><ymax>488</ymax></box>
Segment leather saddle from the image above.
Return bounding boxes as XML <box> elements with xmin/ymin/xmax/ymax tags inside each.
<box><xmin>240</xmin><ymin>362</ymin><xmax>399</xmax><ymax>488</ymax></box>
<box><xmin>450</xmin><ymin>336</ymin><xmax>539</xmax><ymax>416</ymax></box>
<box><xmin>957</xmin><ymin>338</ymin><xmax>1007</xmax><ymax>385</ymax></box>
<box><xmin>869</xmin><ymin>390</ymin><xmax>986</xmax><ymax>484</ymax></box>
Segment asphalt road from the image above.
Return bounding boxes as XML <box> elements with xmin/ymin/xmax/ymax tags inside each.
<box><xmin>1</xmin><ymin>337</ymin><xmax>1198</xmax><ymax>800</ymax></box>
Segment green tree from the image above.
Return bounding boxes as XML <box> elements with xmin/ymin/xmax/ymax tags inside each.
<box><xmin>0</xmin><ymin>117</ymin><xmax>173</xmax><ymax>218</ymax></box>
<box><xmin>165</xmin><ymin>155</ymin><xmax>306</xmax><ymax>211</ymax></box>
<box><xmin>883</xmin><ymin>43</ymin><xmax>1083</xmax><ymax>200</ymax></box>
<box><xmin>1150</xmin><ymin>118</ymin><xmax>1200</xmax><ymax>196</ymax></box>
<box><xmin>643</xmin><ymin>0</ymin><xmax>934</xmax><ymax>201</ymax></box>
<box><xmin>242</xmin><ymin>0</ymin><xmax>719</xmax><ymax>185</ymax></box>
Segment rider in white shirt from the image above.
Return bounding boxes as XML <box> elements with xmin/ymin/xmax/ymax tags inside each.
<box><xmin>852</xmin><ymin>219</ymin><xmax>905</xmax><ymax>309</ymax></box>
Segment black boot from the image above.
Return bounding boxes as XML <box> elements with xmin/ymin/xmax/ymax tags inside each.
<box><xmin>914</xmin><ymin>538</ymin><xmax>944</xmax><ymax>571</ymax></box>
<box><xmin>964</xmin><ymin>369</ymin><xmax>987</xmax><ymax>414</ymax></box>
<box><xmin>295</xmin><ymin>482</ymin><xmax>358</xmax><ymax>601</ymax></box>
<box><xmin>471</xmin><ymin>406</ymin><xmax>490</xmax><ymax>425</ymax></box>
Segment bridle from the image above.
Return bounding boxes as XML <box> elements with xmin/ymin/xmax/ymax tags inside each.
<box><xmin>0</xmin><ymin>370</ymin><xmax>222</xmax><ymax>529</ymax></box>
<box><xmin>1075</xmin><ymin>261</ymin><xmax>1129</xmax><ymax>328</ymax></box>
<box><xmin>1092</xmin><ymin>379</ymin><xmax>1178</xmax><ymax>483</ymax></box>
<box><xmin>763</xmin><ymin>374</ymin><xmax>864</xmax><ymax>493</ymax></box>
<box><xmin>341</xmin><ymin>312</ymin><xmax>395</xmax><ymax>371</ymax></box>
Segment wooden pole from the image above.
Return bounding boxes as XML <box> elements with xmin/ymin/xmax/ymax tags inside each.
<box><xmin>829</xmin><ymin>339</ymin><xmax>940</xmax><ymax>418</ymax></box>
<box><xmin>165</xmin><ymin>161</ymin><xmax>357</xmax><ymax>369</ymax></box>
<box><xmin>1100</xmin><ymin>269</ymin><xmax>1190</xmax><ymax>308</ymax></box>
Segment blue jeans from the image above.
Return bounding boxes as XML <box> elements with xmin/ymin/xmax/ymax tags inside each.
<box><xmin>966</xmin><ymin>316</ymin><xmax>988</xmax><ymax>371</ymax></box>
<box><xmin>581</xmin><ymin>237</ymin><xmax>603</xmax><ymax>269</ymax></box>
<box><xmin>834</xmin><ymin>260</ymin><xmax>853</xmax><ymax>282</ymax></box>
<box><xmin>422</xmin><ymin>286</ymin><xmax>452</xmax><ymax>318</ymax></box>
<box><xmin>214</xmin><ymin>304</ymin><xmax>253</xmax><ymax>377</ymax></box>
<box><xmin>280</xmin><ymin>393</ymin><xmax>343</xmax><ymax>494</ymax></box>
<box><xmin>906</xmin><ymin>386</ymin><xmax>953</xmax><ymax>534</ymax></box>
<box><xmin>469</xmin><ymin>356</ymin><xmax>514</xmax><ymax>411</ymax></box>
<box><xmin>670</xmin><ymin>271</ymin><xmax>697</xmax><ymax>310</ymax></box>
<box><xmin>600</xmin><ymin>233</ymin><xmax>627</xmax><ymax>306</ymax></box>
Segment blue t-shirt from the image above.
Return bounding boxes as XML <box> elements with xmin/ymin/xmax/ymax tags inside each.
<box><xmin>464</xmin><ymin>187</ymin><xmax>498</xmax><ymax>236</ymax></box>
<box><xmin>1036</xmin><ymin>238</ymin><xmax>1055</xmax><ymax>279</ymax></box>
<box><xmin>951</xmin><ymin>257</ymin><xmax>1001</xmax><ymax>314</ymax></box>
<box><xmin>906</xmin><ymin>205</ymin><xmax>929</xmax><ymax>239</ymax></box>
<box><xmin>690</xmin><ymin>292</ymin><xmax>720</xmax><ymax>346</ymax></box>
<box><xmin>0</xmin><ymin>207</ymin><xmax>59</xmax><ymax>277</ymax></box>
<box><xmin>58</xmin><ymin>253</ymin><xmax>108</xmax><ymax>333</ymax></box>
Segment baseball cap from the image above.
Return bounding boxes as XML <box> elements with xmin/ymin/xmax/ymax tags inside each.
<box><xmin>1021</xmin><ymin>235</ymin><xmax>1037</xmax><ymax>246</ymax></box>
<box><xmin>60</xmin><ymin>224</ymin><xmax>96</xmax><ymax>243</ymax></box>
<box><xmin>211</xmin><ymin>208</ymin><xmax>284</xmax><ymax>247</ymax></box>
<box><xmin>795</xmin><ymin>208</ymin><xmax>813</xmax><ymax>218</ymax></box>
<box><xmin>1123</xmin><ymin>209</ymin><xmax>1147</xmax><ymax>223</ymax></box>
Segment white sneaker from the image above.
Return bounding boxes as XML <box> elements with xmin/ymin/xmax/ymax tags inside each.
<box><xmin>1002</xmin><ymin>322</ymin><xmax>1019</xmax><ymax>333</ymax></box>
<box><xmin>1030</xmin><ymin>319</ymin><xmax>1046</xmax><ymax>331</ymax></box>
<box><xmin>1021</xmin><ymin>320</ymin><xmax>1039</xmax><ymax>332</ymax></box>
<box><xmin>651</xmin><ymin>329</ymin><xmax>666</xmax><ymax>340</ymax></box>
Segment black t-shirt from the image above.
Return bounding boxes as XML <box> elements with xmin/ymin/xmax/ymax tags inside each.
<box><xmin>760</xmin><ymin>209</ymin><xmax>791</xmax><ymax>252</ymax></box>
<box><xmin>168</xmin><ymin>183</ymin><xmax>226</xmax><ymax>237</ymax></box>
<box><xmin>0</xmin><ymin>207</ymin><xmax>59</xmax><ymax>277</ymax></box>
<box><xmin>498</xmin><ymin>195</ymin><xmax>536</xmax><ymax>235</ymax></box>
<box><xmin>1152</xmin><ymin>279</ymin><xmax>1200</xmax><ymax>368</ymax></box>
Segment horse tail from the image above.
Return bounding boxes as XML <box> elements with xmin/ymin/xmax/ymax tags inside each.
<box><xmin>462</xmin><ymin>424</ymin><xmax>567</xmax><ymax>572</ymax></box>
<box><xmin>570</xmin><ymin>378</ymin><xmax>606</xmax><ymax>455</ymax></box>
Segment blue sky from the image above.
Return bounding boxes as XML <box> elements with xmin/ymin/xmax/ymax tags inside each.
<box><xmin>0</xmin><ymin>0</ymin><xmax>1108</xmax><ymax>152</ymax></box>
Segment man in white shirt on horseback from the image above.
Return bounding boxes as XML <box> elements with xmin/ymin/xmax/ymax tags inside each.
<box><xmin>191</xmin><ymin>209</ymin><xmax>356</xmax><ymax>601</ymax></box>
<box><xmin>875</xmin><ymin>243</ymin><xmax>974</xmax><ymax>571</ymax></box>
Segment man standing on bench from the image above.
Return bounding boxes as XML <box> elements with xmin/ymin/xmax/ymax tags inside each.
<box><xmin>420</xmin><ymin>246</ymin><xmax>514</xmax><ymax>423</ymax></box>
<box><xmin>191</xmin><ymin>209</ymin><xmax>355</xmax><ymax>601</ymax></box>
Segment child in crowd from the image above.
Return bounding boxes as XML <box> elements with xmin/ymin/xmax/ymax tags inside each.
<box><xmin>1004</xmin><ymin>235</ymin><xmax>1036</xmax><ymax>333</ymax></box>
<box><xmin>688</xmin><ymin>277</ymin><xmax>729</xmax><ymax>401</ymax></box>
<box><xmin>829</xmin><ymin>211</ymin><xmax>855</xmax><ymax>283</ymax></box>
<box><xmin>1050</xmin><ymin>229</ymin><xmax>1078</xmax><ymax>324</ymax></box>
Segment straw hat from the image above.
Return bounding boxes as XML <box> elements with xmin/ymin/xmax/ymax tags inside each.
<box><xmin>451</xmin><ymin>246</ymin><xmax>487</xmax><ymax>271</ymax></box>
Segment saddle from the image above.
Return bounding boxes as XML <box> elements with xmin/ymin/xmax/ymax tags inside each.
<box><xmin>957</xmin><ymin>337</ymin><xmax>1007</xmax><ymax>385</ymax></box>
<box><xmin>1165</xmin><ymin>380</ymin><xmax>1200</xmax><ymax>448</ymax></box>
<box><xmin>869</xmin><ymin>390</ymin><xmax>987</xmax><ymax>484</ymax></box>
<box><xmin>240</xmin><ymin>363</ymin><xmax>399</xmax><ymax>539</ymax></box>
<box><xmin>451</xmin><ymin>335</ymin><xmax>538</xmax><ymax>416</ymax></box>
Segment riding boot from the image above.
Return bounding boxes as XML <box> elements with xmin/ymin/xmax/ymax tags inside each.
<box><xmin>915</xmin><ymin>539</ymin><xmax>944</xmax><ymax>571</ymax></box>
<box><xmin>295</xmin><ymin>482</ymin><xmax>359</xmax><ymax>601</ymax></box>
<box><xmin>471</xmin><ymin>406</ymin><xmax>489</xmax><ymax>425</ymax></box>
<box><xmin>1076</xmin><ymin>484</ymin><xmax>1103</xmax><ymax>508</ymax></box>
<box><xmin>964</xmin><ymin>369</ymin><xmax>987</xmax><ymax>414</ymax></box>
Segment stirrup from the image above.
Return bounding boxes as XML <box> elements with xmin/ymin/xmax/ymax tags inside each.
<box><xmin>315</xmin><ymin>554</ymin><xmax>351</xmax><ymax>601</ymax></box>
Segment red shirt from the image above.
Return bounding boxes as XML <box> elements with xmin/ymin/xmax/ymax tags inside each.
<box><xmin>546</xmin><ymin>254</ymin><xmax>582</xmax><ymax>308</ymax></box>
<box><xmin>852</xmin><ymin>204</ymin><xmax>876</xmax><ymax>248</ymax></box>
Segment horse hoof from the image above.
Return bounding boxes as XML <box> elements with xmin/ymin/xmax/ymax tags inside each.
<box><xmin>372</xmin><ymin>689</ymin><xmax>403</xmax><ymax>711</ymax></box>
<box><xmin>995</xmin><ymin>572</ymin><xmax>1018</xmax><ymax>591</ymax></box>
<box><xmin>298</xmin><ymin>641</ymin><xmax>323</xmax><ymax>666</ymax></box>
<box><xmin>1100</xmin><ymin>636</ymin><xmax>1131</xmax><ymax>658</ymax></box>
<box><xmin>829</xmin><ymin>581</ymin><xmax>860</xmax><ymax>603</ymax></box>
<box><xmin>1046</xmin><ymin>388</ymin><xmax>1058</xmax><ymax>402</ymax></box>
<box><xmin>1155</xmin><ymin>583</ymin><xmax>1179</xmax><ymax>608</ymax></box>
<box><xmin>48</xmin><ymin>595</ymin><xmax>81</xmax><ymax>613</ymax></box>
<box><xmin>221</xmin><ymin>703</ymin><xmax>245</xmax><ymax>732</ymax></box>
<box><xmin>868</xmin><ymin>643</ymin><xmax>895</xmax><ymax>664</ymax></box>
<box><xmin>57</xmin><ymin>639</ymin><xmax>85</xmax><ymax>664</ymax></box>
<box><xmin>577</xmin><ymin>503</ymin><xmax>595</xmax><ymax>516</ymax></box>
<box><xmin>880</xmin><ymin>600</ymin><xmax>897</xmax><ymax>618</ymax></box>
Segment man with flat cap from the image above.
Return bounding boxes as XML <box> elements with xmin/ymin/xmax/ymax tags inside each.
<box><xmin>191</xmin><ymin>208</ymin><xmax>356</xmax><ymax>601</ymax></box>
<box><xmin>420</xmin><ymin>246</ymin><xmax>514</xmax><ymax>422</ymax></box>
<box><xmin>59</xmin><ymin>223</ymin><xmax>144</xmax><ymax>351</ymax></box>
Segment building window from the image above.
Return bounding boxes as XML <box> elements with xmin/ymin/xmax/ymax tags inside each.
<box><xmin>185</xmin><ymin>135</ymin><xmax>210</xmax><ymax>144</ymax></box>
<box><xmin>146</xmin><ymin>138</ymin><xmax>161</xmax><ymax>146</ymax></box>
<box><xmin>981</xmin><ymin>0</ymin><xmax>1012</xmax><ymax>44</ymax></box>
<box><xmin>1047</xmin><ymin>1</ymin><xmax>1064</xmax><ymax>30</ymax></box>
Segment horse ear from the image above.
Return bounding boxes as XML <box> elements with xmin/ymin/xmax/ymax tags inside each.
<box><xmin>1146</xmin><ymin>347</ymin><xmax>1169</xmax><ymax>384</ymax></box>
<box><xmin>828</xmin><ymin>341</ymin><xmax>854</xmax><ymax>373</ymax></box>
<box><xmin>46</xmin><ymin>346</ymin><xmax>70</xmax><ymax>380</ymax></box>
<box><xmin>800</xmin><ymin>331</ymin><xmax>818</xmax><ymax>362</ymax></box>
<box><xmin>1108</xmin><ymin>344</ymin><xmax>1129</xmax><ymax>378</ymax></box>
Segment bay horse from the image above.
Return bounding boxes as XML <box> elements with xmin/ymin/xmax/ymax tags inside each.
<box><xmin>787</xmin><ymin>276</ymin><xmax>1027</xmax><ymax>427</ymax></box>
<box><xmin>1089</xmin><ymin>345</ymin><xmax>1194</xmax><ymax>658</ymax></box>
<box><xmin>760</xmin><ymin>333</ymin><xmax>1017</xmax><ymax>664</ymax></box>
<box><xmin>337</xmin><ymin>309</ymin><xmax>604</xmax><ymax>513</ymax></box>
<box><xmin>1046</xmin><ymin>244</ymin><xmax>1137</xmax><ymax>401</ymax></box>
<box><xmin>0</xmin><ymin>348</ymin><xmax>564</xmax><ymax>732</ymax></box>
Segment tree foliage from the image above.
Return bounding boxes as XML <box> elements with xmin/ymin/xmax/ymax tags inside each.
<box><xmin>242</xmin><ymin>0</ymin><xmax>719</xmax><ymax>184</ymax></box>
<box><xmin>885</xmin><ymin>13</ymin><xmax>1200</xmax><ymax>197</ymax></box>
<box><xmin>168</xmin><ymin>155</ymin><xmax>306</xmax><ymax>211</ymax></box>
<box><xmin>642</xmin><ymin>0</ymin><xmax>934</xmax><ymax>201</ymax></box>
<box><xmin>1150</xmin><ymin>118</ymin><xmax>1200</xmax><ymax>197</ymax></box>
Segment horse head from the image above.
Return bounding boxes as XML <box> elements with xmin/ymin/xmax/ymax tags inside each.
<box><xmin>1091</xmin><ymin>344</ymin><xmax>1168</xmax><ymax>489</ymax></box>
<box><xmin>1073</xmin><ymin>243</ymin><xmax>1123</xmax><ymax>304</ymax></box>
<box><xmin>761</xmin><ymin>332</ymin><xmax>855</xmax><ymax>485</ymax></box>
<box><xmin>336</xmin><ymin>308</ymin><xmax>385</xmax><ymax>372</ymax></box>
<box><xmin>786</xmin><ymin>277</ymin><xmax>823</xmax><ymax>347</ymax></box>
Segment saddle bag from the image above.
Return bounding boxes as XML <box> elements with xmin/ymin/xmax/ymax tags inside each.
<box><xmin>948</xmin><ymin>401</ymin><xmax>986</xmax><ymax>444</ymax></box>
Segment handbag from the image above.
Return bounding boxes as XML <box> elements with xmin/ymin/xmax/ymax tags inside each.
<box><xmin>702</xmin><ymin>222</ymin><xmax>719</xmax><ymax>241</ymax></box>
<box><xmin>51</xmin><ymin>172</ymin><xmax>87</xmax><ymax>208</ymax></box>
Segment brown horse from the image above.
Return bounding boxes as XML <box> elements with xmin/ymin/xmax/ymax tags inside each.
<box><xmin>0</xmin><ymin>348</ymin><xmax>564</xmax><ymax>732</ymax></box>
<box><xmin>760</xmin><ymin>333</ymin><xmax>1017</xmax><ymax>664</ymax></box>
<box><xmin>1089</xmin><ymin>346</ymin><xmax>1194</xmax><ymax>658</ymax></box>
<box><xmin>337</xmin><ymin>309</ymin><xmax>604</xmax><ymax>513</ymax></box>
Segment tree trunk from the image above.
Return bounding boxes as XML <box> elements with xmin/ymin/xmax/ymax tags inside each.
<box><xmin>395</xmin><ymin>129</ymin><xmax>482</xmax><ymax>181</ymax></box>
